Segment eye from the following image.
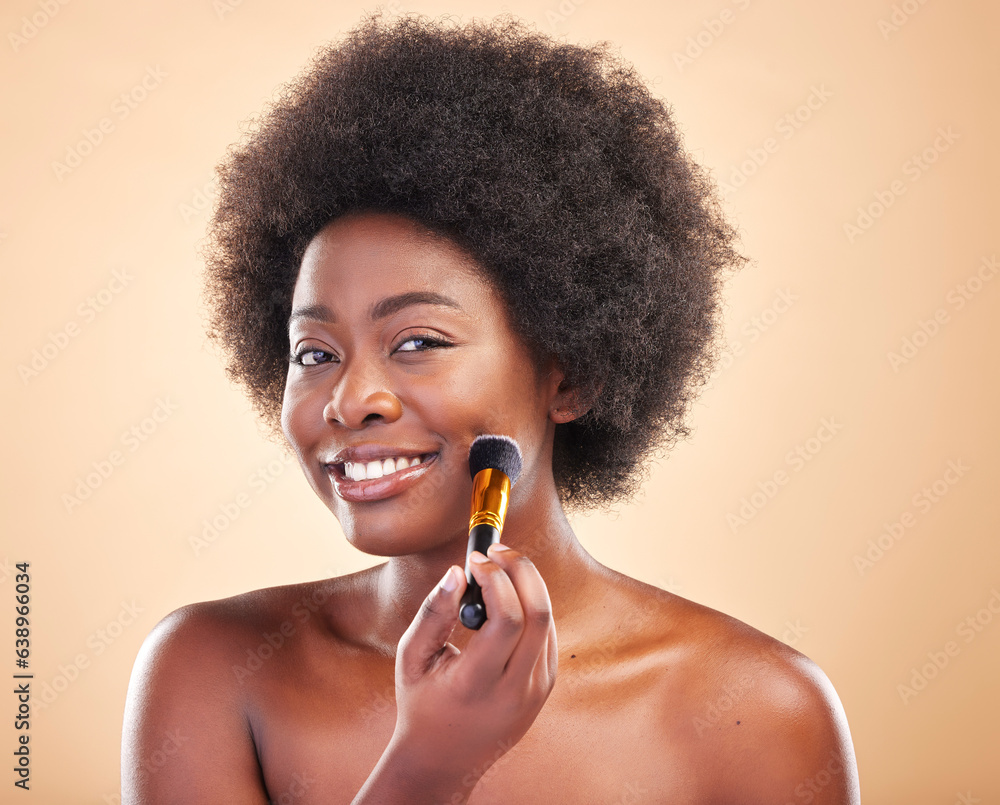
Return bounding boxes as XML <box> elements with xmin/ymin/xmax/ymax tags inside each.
<box><xmin>393</xmin><ymin>334</ymin><xmax>452</xmax><ymax>353</ymax></box>
<box><xmin>289</xmin><ymin>347</ymin><xmax>336</xmax><ymax>366</ymax></box>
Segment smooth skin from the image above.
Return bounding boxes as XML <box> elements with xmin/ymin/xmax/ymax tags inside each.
<box><xmin>122</xmin><ymin>211</ymin><xmax>860</xmax><ymax>804</ymax></box>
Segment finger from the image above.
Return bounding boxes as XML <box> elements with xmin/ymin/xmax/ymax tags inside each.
<box><xmin>459</xmin><ymin>551</ymin><xmax>526</xmax><ymax>680</ymax></box>
<box><xmin>397</xmin><ymin>565</ymin><xmax>465</xmax><ymax>683</ymax></box>
<box><xmin>540</xmin><ymin>605</ymin><xmax>558</xmax><ymax>691</ymax></box>
<box><xmin>484</xmin><ymin>544</ymin><xmax>555</xmax><ymax>684</ymax></box>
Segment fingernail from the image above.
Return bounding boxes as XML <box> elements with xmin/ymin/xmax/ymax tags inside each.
<box><xmin>439</xmin><ymin>566</ymin><xmax>459</xmax><ymax>592</ymax></box>
<box><xmin>470</xmin><ymin>551</ymin><xmax>489</xmax><ymax>564</ymax></box>
<box><xmin>488</xmin><ymin>543</ymin><xmax>511</xmax><ymax>553</ymax></box>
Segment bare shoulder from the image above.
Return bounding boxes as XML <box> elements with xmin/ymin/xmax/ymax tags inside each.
<box><xmin>126</xmin><ymin>577</ymin><xmax>341</xmax><ymax>688</ymax></box>
<box><xmin>611</xmin><ymin>576</ymin><xmax>861</xmax><ymax>804</ymax></box>
<box><xmin>121</xmin><ymin>577</ymin><xmax>347</xmax><ymax>804</ymax></box>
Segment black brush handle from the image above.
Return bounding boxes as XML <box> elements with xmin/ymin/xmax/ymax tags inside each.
<box><xmin>459</xmin><ymin>523</ymin><xmax>500</xmax><ymax>629</ymax></box>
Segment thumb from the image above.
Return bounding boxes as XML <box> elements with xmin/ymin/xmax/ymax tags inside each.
<box><xmin>397</xmin><ymin>565</ymin><xmax>465</xmax><ymax>682</ymax></box>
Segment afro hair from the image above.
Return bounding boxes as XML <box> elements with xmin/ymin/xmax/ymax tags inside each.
<box><xmin>204</xmin><ymin>12</ymin><xmax>745</xmax><ymax>508</ymax></box>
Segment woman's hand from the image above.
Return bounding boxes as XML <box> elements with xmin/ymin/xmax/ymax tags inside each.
<box><xmin>374</xmin><ymin>542</ymin><xmax>557</xmax><ymax>799</ymax></box>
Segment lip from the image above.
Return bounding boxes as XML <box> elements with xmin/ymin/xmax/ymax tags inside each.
<box><xmin>325</xmin><ymin>451</ymin><xmax>439</xmax><ymax>503</ymax></box>
<box><xmin>324</xmin><ymin>443</ymin><xmax>435</xmax><ymax>465</ymax></box>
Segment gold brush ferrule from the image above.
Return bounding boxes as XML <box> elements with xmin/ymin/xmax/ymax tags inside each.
<box><xmin>468</xmin><ymin>468</ymin><xmax>512</xmax><ymax>532</ymax></box>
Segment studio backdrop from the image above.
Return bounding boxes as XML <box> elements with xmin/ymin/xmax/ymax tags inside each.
<box><xmin>1</xmin><ymin>0</ymin><xmax>997</xmax><ymax>802</ymax></box>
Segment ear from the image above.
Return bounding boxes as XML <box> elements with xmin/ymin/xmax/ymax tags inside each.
<box><xmin>544</xmin><ymin>363</ymin><xmax>591</xmax><ymax>425</ymax></box>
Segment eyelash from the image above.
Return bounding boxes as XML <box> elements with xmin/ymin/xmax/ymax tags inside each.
<box><xmin>287</xmin><ymin>334</ymin><xmax>452</xmax><ymax>366</ymax></box>
<box><xmin>393</xmin><ymin>334</ymin><xmax>452</xmax><ymax>353</ymax></box>
<box><xmin>288</xmin><ymin>347</ymin><xmax>335</xmax><ymax>367</ymax></box>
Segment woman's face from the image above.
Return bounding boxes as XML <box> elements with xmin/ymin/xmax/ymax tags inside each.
<box><xmin>281</xmin><ymin>211</ymin><xmax>564</xmax><ymax>558</ymax></box>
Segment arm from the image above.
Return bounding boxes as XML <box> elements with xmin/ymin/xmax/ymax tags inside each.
<box><xmin>769</xmin><ymin>655</ymin><xmax>861</xmax><ymax>805</ymax></box>
<box><xmin>121</xmin><ymin>606</ymin><xmax>270</xmax><ymax>805</ymax></box>
<box><xmin>713</xmin><ymin>648</ymin><xmax>861</xmax><ymax>805</ymax></box>
<box><xmin>353</xmin><ymin>544</ymin><xmax>558</xmax><ymax>804</ymax></box>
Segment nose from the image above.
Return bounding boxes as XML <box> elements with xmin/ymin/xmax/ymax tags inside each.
<box><xmin>324</xmin><ymin>357</ymin><xmax>402</xmax><ymax>429</ymax></box>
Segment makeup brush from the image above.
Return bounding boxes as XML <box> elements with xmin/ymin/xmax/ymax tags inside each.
<box><xmin>459</xmin><ymin>435</ymin><xmax>523</xmax><ymax>630</ymax></box>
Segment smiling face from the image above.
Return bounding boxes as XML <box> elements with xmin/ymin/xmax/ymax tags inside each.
<box><xmin>281</xmin><ymin>211</ymin><xmax>568</xmax><ymax>559</ymax></box>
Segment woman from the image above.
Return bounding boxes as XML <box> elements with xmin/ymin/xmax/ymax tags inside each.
<box><xmin>123</xmin><ymin>13</ymin><xmax>860</xmax><ymax>803</ymax></box>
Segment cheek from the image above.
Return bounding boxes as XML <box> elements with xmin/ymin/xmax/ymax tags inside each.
<box><xmin>282</xmin><ymin>384</ymin><xmax>339</xmax><ymax>507</ymax></box>
<box><xmin>281</xmin><ymin>380</ymin><xmax>324</xmax><ymax>459</ymax></box>
<box><xmin>438</xmin><ymin>367</ymin><xmax>549</xmax><ymax>454</ymax></box>
<box><xmin>483</xmin><ymin>362</ymin><xmax>550</xmax><ymax>428</ymax></box>
<box><xmin>421</xmin><ymin>375</ymin><xmax>512</xmax><ymax>448</ymax></box>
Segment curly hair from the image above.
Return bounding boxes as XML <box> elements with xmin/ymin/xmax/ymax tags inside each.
<box><xmin>204</xmin><ymin>11</ymin><xmax>744</xmax><ymax>509</ymax></box>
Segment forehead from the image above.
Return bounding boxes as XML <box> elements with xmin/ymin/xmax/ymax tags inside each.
<box><xmin>295</xmin><ymin>211</ymin><xmax>489</xmax><ymax>303</ymax></box>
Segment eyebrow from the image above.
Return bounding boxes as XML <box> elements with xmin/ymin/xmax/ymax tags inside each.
<box><xmin>370</xmin><ymin>291</ymin><xmax>462</xmax><ymax>321</ymax></box>
<box><xmin>289</xmin><ymin>292</ymin><xmax>463</xmax><ymax>325</ymax></box>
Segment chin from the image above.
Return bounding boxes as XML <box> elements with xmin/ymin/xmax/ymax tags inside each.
<box><xmin>334</xmin><ymin>502</ymin><xmax>469</xmax><ymax>561</ymax></box>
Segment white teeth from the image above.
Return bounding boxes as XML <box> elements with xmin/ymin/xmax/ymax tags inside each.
<box><xmin>342</xmin><ymin>455</ymin><xmax>426</xmax><ymax>481</ymax></box>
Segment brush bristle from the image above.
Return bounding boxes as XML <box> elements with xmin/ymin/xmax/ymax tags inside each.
<box><xmin>468</xmin><ymin>435</ymin><xmax>523</xmax><ymax>484</ymax></box>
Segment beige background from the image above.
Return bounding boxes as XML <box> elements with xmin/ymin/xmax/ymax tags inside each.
<box><xmin>1</xmin><ymin>0</ymin><xmax>997</xmax><ymax>802</ymax></box>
